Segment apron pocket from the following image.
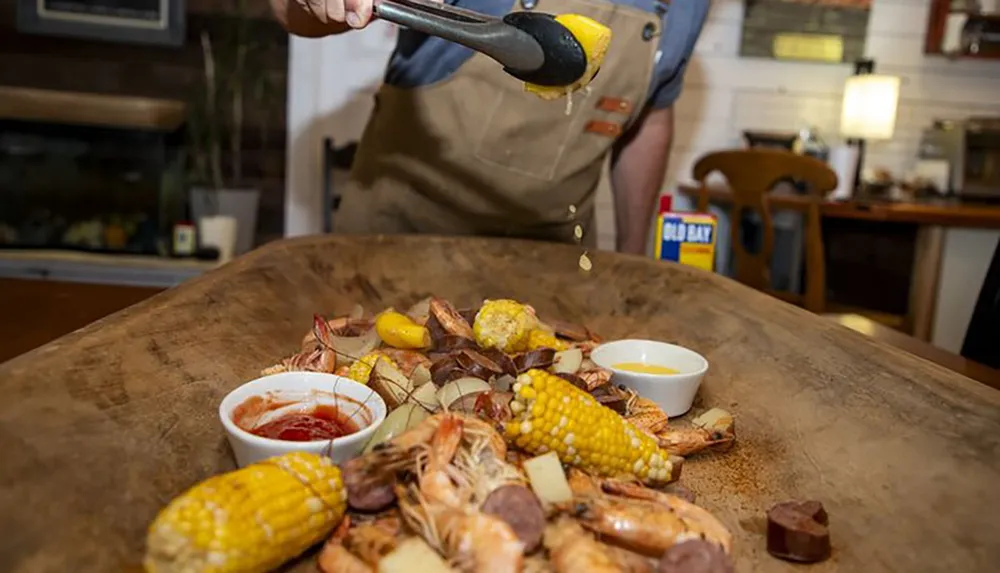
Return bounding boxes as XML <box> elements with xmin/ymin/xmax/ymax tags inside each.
<box><xmin>472</xmin><ymin>89</ymin><xmax>585</xmax><ymax>181</ymax></box>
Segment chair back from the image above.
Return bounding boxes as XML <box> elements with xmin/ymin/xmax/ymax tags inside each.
<box><xmin>693</xmin><ymin>148</ymin><xmax>838</xmax><ymax>313</ymax></box>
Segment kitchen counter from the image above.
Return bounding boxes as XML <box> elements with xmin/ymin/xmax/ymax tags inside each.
<box><xmin>0</xmin><ymin>236</ymin><xmax>997</xmax><ymax>571</ymax></box>
<box><xmin>0</xmin><ymin>249</ymin><xmax>216</xmax><ymax>288</ymax></box>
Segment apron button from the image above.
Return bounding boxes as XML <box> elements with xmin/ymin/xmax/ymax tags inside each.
<box><xmin>520</xmin><ymin>0</ymin><xmax>537</xmax><ymax>9</ymax></box>
<box><xmin>642</xmin><ymin>22</ymin><xmax>657</xmax><ymax>41</ymax></box>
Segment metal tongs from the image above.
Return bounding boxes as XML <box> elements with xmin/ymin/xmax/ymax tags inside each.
<box><xmin>373</xmin><ymin>0</ymin><xmax>587</xmax><ymax>87</ymax></box>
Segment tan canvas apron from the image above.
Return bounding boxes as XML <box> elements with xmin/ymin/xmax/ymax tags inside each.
<box><xmin>335</xmin><ymin>0</ymin><xmax>661</xmax><ymax>247</ymax></box>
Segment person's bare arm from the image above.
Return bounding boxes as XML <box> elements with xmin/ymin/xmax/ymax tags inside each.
<box><xmin>609</xmin><ymin>105</ymin><xmax>674</xmax><ymax>255</ymax></box>
<box><xmin>270</xmin><ymin>0</ymin><xmax>371</xmax><ymax>37</ymax></box>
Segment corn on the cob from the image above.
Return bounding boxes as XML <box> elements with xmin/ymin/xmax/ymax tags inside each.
<box><xmin>504</xmin><ymin>369</ymin><xmax>674</xmax><ymax>485</ymax></box>
<box><xmin>524</xmin><ymin>14</ymin><xmax>611</xmax><ymax>100</ymax></box>
<box><xmin>144</xmin><ymin>452</ymin><xmax>347</xmax><ymax>573</ymax></box>
<box><xmin>526</xmin><ymin>328</ymin><xmax>569</xmax><ymax>351</ymax></box>
<box><xmin>346</xmin><ymin>351</ymin><xmax>396</xmax><ymax>385</ymax></box>
<box><xmin>473</xmin><ymin>299</ymin><xmax>538</xmax><ymax>353</ymax></box>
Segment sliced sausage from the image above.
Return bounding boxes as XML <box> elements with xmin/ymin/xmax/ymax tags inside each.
<box><xmin>555</xmin><ymin>372</ymin><xmax>589</xmax><ymax>390</ymax></box>
<box><xmin>342</xmin><ymin>457</ymin><xmax>396</xmax><ymax>512</ymax></box>
<box><xmin>435</xmin><ymin>335</ymin><xmax>477</xmax><ymax>352</ymax></box>
<box><xmin>425</xmin><ymin>313</ymin><xmax>449</xmax><ymax>344</ymax></box>
<box><xmin>513</xmin><ymin>348</ymin><xmax>556</xmax><ymax>373</ymax></box>
<box><xmin>766</xmin><ymin>500</ymin><xmax>832</xmax><ymax>563</ymax></box>
<box><xmin>430</xmin><ymin>356</ymin><xmax>464</xmax><ymax>386</ymax></box>
<box><xmin>459</xmin><ymin>307</ymin><xmax>479</xmax><ymax>327</ymax></box>
<box><xmin>481</xmin><ymin>485</ymin><xmax>546</xmax><ymax>553</ymax></box>
<box><xmin>657</xmin><ymin>540</ymin><xmax>734</xmax><ymax>573</ymax></box>
<box><xmin>455</xmin><ymin>348</ymin><xmax>504</xmax><ymax>378</ymax></box>
<box><xmin>480</xmin><ymin>348</ymin><xmax>518</xmax><ymax>377</ymax></box>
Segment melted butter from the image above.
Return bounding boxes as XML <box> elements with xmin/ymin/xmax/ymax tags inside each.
<box><xmin>613</xmin><ymin>362</ymin><xmax>679</xmax><ymax>375</ymax></box>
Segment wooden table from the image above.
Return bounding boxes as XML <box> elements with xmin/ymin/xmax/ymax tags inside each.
<box><xmin>678</xmin><ymin>184</ymin><xmax>1000</xmax><ymax>341</ymax></box>
<box><xmin>1</xmin><ymin>236</ymin><xmax>998</xmax><ymax>572</ymax></box>
<box><xmin>823</xmin><ymin>313</ymin><xmax>1000</xmax><ymax>391</ymax></box>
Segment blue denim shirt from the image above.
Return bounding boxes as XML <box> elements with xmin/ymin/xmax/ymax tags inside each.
<box><xmin>384</xmin><ymin>0</ymin><xmax>709</xmax><ymax>109</ymax></box>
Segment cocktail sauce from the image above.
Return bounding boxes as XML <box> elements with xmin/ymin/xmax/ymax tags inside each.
<box><xmin>233</xmin><ymin>396</ymin><xmax>363</xmax><ymax>442</ymax></box>
<box><xmin>249</xmin><ymin>405</ymin><xmax>359</xmax><ymax>442</ymax></box>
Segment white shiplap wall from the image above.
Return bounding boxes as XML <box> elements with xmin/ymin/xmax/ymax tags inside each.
<box><xmin>594</xmin><ymin>0</ymin><xmax>1000</xmax><ymax>250</ymax></box>
<box><xmin>284</xmin><ymin>0</ymin><xmax>1000</xmax><ymax>247</ymax></box>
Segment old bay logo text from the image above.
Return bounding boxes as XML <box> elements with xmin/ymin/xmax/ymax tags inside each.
<box><xmin>662</xmin><ymin>221</ymin><xmax>713</xmax><ymax>244</ymax></box>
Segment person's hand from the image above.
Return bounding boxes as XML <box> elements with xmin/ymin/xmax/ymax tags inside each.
<box><xmin>295</xmin><ymin>0</ymin><xmax>374</xmax><ymax>29</ymax></box>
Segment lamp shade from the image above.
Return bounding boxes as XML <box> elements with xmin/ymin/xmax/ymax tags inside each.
<box><xmin>839</xmin><ymin>74</ymin><xmax>901</xmax><ymax>140</ymax></box>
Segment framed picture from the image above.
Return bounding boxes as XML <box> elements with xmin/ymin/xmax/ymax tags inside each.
<box><xmin>740</xmin><ymin>0</ymin><xmax>872</xmax><ymax>64</ymax></box>
<box><xmin>17</xmin><ymin>0</ymin><xmax>185</xmax><ymax>47</ymax></box>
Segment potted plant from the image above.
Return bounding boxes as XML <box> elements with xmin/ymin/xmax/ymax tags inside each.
<box><xmin>187</xmin><ymin>0</ymin><xmax>281</xmax><ymax>257</ymax></box>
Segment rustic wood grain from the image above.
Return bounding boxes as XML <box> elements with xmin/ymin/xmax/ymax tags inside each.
<box><xmin>0</xmin><ymin>235</ymin><xmax>997</xmax><ymax>572</ymax></box>
<box><xmin>823</xmin><ymin>312</ymin><xmax>1000</xmax><ymax>391</ymax></box>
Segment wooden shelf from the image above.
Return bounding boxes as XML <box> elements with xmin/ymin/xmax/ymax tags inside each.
<box><xmin>0</xmin><ymin>86</ymin><xmax>187</xmax><ymax>131</ymax></box>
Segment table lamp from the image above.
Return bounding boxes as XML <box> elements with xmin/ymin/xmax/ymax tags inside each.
<box><xmin>839</xmin><ymin>59</ymin><xmax>901</xmax><ymax>195</ymax></box>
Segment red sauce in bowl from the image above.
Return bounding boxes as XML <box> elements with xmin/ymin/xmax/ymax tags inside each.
<box><xmin>249</xmin><ymin>405</ymin><xmax>359</xmax><ymax>442</ymax></box>
<box><xmin>232</xmin><ymin>394</ymin><xmax>367</xmax><ymax>442</ymax></box>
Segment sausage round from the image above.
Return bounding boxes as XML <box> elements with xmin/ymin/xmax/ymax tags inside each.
<box><xmin>480</xmin><ymin>485</ymin><xmax>546</xmax><ymax>553</ymax></box>
<box><xmin>657</xmin><ymin>540</ymin><xmax>734</xmax><ymax>573</ymax></box>
<box><xmin>766</xmin><ymin>500</ymin><xmax>831</xmax><ymax>563</ymax></box>
<box><xmin>342</xmin><ymin>457</ymin><xmax>396</xmax><ymax>513</ymax></box>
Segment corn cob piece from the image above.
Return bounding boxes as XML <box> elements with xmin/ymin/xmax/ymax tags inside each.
<box><xmin>473</xmin><ymin>299</ymin><xmax>538</xmax><ymax>353</ymax></box>
<box><xmin>524</xmin><ymin>14</ymin><xmax>612</xmax><ymax>100</ymax></box>
<box><xmin>526</xmin><ymin>328</ymin><xmax>569</xmax><ymax>351</ymax></box>
<box><xmin>144</xmin><ymin>452</ymin><xmax>347</xmax><ymax>573</ymax></box>
<box><xmin>504</xmin><ymin>369</ymin><xmax>674</xmax><ymax>485</ymax></box>
<box><xmin>346</xmin><ymin>351</ymin><xmax>396</xmax><ymax>385</ymax></box>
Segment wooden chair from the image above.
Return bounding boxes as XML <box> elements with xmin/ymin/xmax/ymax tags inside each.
<box><xmin>693</xmin><ymin>149</ymin><xmax>838</xmax><ymax>313</ymax></box>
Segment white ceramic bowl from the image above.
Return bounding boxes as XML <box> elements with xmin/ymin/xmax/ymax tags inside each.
<box><xmin>590</xmin><ymin>339</ymin><xmax>708</xmax><ymax>417</ymax></box>
<box><xmin>219</xmin><ymin>371</ymin><xmax>387</xmax><ymax>467</ymax></box>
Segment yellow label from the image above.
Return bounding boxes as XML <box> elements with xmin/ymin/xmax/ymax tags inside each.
<box><xmin>655</xmin><ymin>212</ymin><xmax>717</xmax><ymax>272</ymax></box>
<box><xmin>773</xmin><ymin>33</ymin><xmax>844</xmax><ymax>63</ymax></box>
<box><xmin>613</xmin><ymin>362</ymin><xmax>679</xmax><ymax>375</ymax></box>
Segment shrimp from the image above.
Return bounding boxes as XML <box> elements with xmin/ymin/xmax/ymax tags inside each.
<box><xmin>345</xmin><ymin>515</ymin><xmax>405</xmax><ymax>566</ymax></box>
<box><xmin>368</xmin><ymin>413</ymin><xmax>506</xmax><ymax>465</ymax></box>
<box><xmin>417</xmin><ymin>414</ymin><xmax>467</xmax><ymax>507</ymax></box>
<box><xmin>566</xmin><ymin>470</ymin><xmax>730</xmax><ymax>553</ymax></box>
<box><xmin>655</xmin><ymin>408</ymin><xmax>736</xmax><ymax>457</ymax></box>
<box><xmin>397</xmin><ymin>415</ymin><xmax>524</xmax><ymax>573</ymax></box>
<box><xmin>598</xmin><ymin>480</ymin><xmax>732</xmax><ymax>553</ymax></box>
<box><xmin>523</xmin><ymin>556</ymin><xmax>555</xmax><ymax>573</ymax></box>
<box><xmin>318</xmin><ymin>517</ymin><xmax>374</xmax><ymax>573</ymax></box>
<box><xmin>566</xmin><ymin>468</ymin><xmax>602</xmax><ymax>496</ymax></box>
<box><xmin>345</xmin><ymin>413</ymin><xmax>509</xmax><ymax>505</ymax></box>
<box><xmin>302</xmin><ymin>315</ymin><xmax>374</xmax><ymax>350</ymax></box>
<box><xmin>451</xmin><ymin>434</ymin><xmax>526</xmax><ymax>504</ymax></box>
<box><xmin>544</xmin><ymin>517</ymin><xmax>623</xmax><ymax>573</ymax></box>
<box><xmin>430</xmin><ymin>298</ymin><xmax>474</xmax><ymax>339</ymax></box>
<box><xmin>264</xmin><ymin>314</ymin><xmax>344</xmax><ymax>375</ymax></box>
<box><xmin>605</xmin><ymin>546</ymin><xmax>656</xmax><ymax>573</ymax></box>
<box><xmin>570</xmin><ymin>495</ymin><xmax>728</xmax><ymax>558</ymax></box>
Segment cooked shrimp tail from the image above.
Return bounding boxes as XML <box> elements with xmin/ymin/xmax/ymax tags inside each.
<box><xmin>318</xmin><ymin>517</ymin><xmax>375</xmax><ymax>573</ymax></box>
<box><xmin>544</xmin><ymin>517</ymin><xmax>624</xmax><ymax>573</ymax></box>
